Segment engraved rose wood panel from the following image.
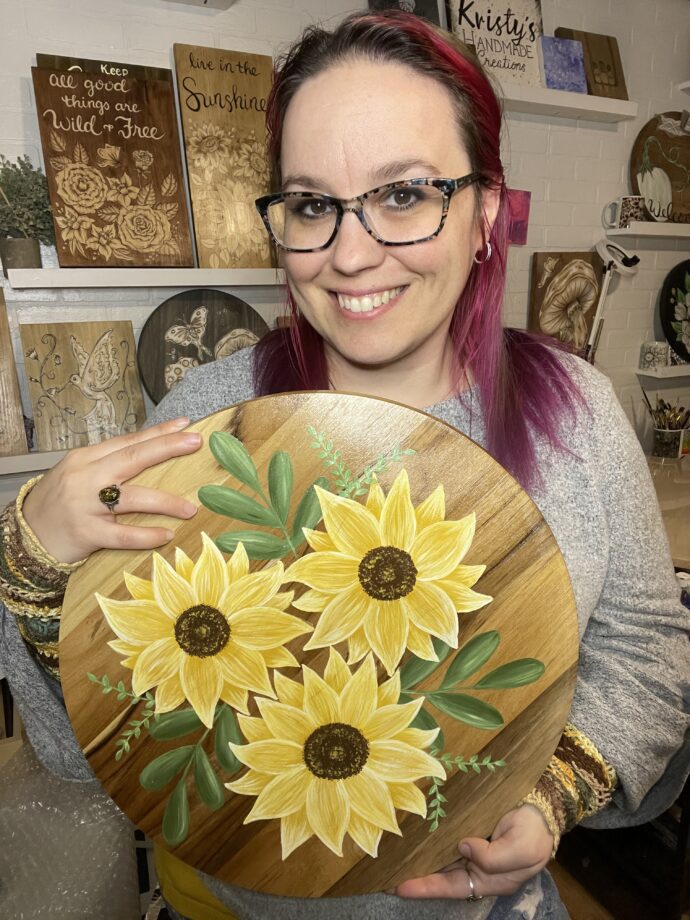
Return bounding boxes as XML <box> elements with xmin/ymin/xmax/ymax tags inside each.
<box><xmin>173</xmin><ymin>45</ymin><xmax>276</xmax><ymax>269</ymax></box>
<box><xmin>31</xmin><ymin>67</ymin><xmax>194</xmax><ymax>267</ymax></box>
<box><xmin>61</xmin><ymin>393</ymin><xmax>577</xmax><ymax>896</ymax></box>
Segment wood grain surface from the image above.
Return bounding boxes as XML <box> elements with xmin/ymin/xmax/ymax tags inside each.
<box><xmin>0</xmin><ymin>291</ymin><xmax>27</xmax><ymax>457</ymax></box>
<box><xmin>60</xmin><ymin>393</ymin><xmax>578</xmax><ymax>896</ymax></box>
<box><xmin>173</xmin><ymin>44</ymin><xmax>275</xmax><ymax>269</ymax></box>
<box><xmin>136</xmin><ymin>289</ymin><xmax>269</xmax><ymax>403</ymax></box>
<box><xmin>630</xmin><ymin>112</ymin><xmax>690</xmax><ymax>224</ymax></box>
<box><xmin>31</xmin><ymin>67</ymin><xmax>194</xmax><ymax>267</ymax></box>
<box><xmin>20</xmin><ymin>320</ymin><xmax>146</xmax><ymax>451</ymax></box>
<box><xmin>35</xmin><ymin>53</ymin><xmax>172</xmax><ymax>84</ymax></box>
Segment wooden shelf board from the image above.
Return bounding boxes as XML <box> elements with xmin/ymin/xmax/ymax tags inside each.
<box><xmin>636</xmin><ymin>366</ymin><xmax>690</xmax><ymax>379</ymax></box>
<box><xmin>7</xmin><ymin>267</ymin><xmax>286</xmax><ymax>289</ymax></box>
<box><xmin>503</xmin><ymin>85</ymin><xmax>638</xmax><ymax>122</ymax></box>
<box><xmin>0</xmin><ymin>450</ymin><xmax>66</xmax><ymax>475</ymax></box>
<box><xmin>608</xmin><ymin>222</ymin><xmax>690</xmax><ymax>239</ymax></box>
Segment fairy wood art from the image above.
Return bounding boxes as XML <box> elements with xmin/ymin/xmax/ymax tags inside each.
<box><xmin>173</xmin><ymin>44</ymin><xmax>275</xmax><ymax>269</ymax></box>
<box><xmin>528</xmin><ymin>251</ymin><xmax>604</xmax><ymax>352</ymax></box>
<box><xmin>0</xmin><ymin>292</ymin><xmax>27</xmax><ymax>457</ymax></box>
<box><xmin>30</xmin><ymin>67</ymin><xmax>194</xmax><ymax>267</ymax></box>
<box><xmin>19</xmin><ymin>320</ymin><xmax>146</xmax><ymax>452</ymax></box>
<box><xmin>136</xmin><ymin>289</ymin><xmax>269</xmax><ymax>404</ymax></box>
<box><xmin>630</xmin><ymin>112</ymin><xmax>690</xmax><ymax>223</ymax></box>
<box><xmin>60</xmin><ymin>393</ymin><xmax>578</xmax><ymax>896</ymax></box>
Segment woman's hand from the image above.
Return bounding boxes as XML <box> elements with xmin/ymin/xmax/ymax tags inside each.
<box><xmin>394</xmin><ymin>805</ymin><xmax>553</xmax><ymax>900</ymax></box>
<box><xmin>22</xmin><ymin>417</ymin><xmax>202</xmax><ymax>564</ymax></box>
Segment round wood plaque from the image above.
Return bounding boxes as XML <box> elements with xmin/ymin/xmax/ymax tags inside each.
<box><xmin>659</xmin><ymin>259</ymin><xmax>690</xmax><ymax>363</ymax></box>
<box><xmin>60</xmin><ymin>393</ymin><xmax>578</xmax><ymax>897</ymax></box>
<box><xmin>136</xmin><ymin>288</ymin><xmax>269</xmax><ymax>404</ymax></box>
<box><xmin>630</xmin><ymin>112</ymin><xmax>690</xmax><ymax>223</ymax></box>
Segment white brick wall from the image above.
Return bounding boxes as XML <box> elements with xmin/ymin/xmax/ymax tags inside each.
<box><xmin>0</xmin><ymin>0</ymin><xmax>689</xmax><ymax>465</ymax></box>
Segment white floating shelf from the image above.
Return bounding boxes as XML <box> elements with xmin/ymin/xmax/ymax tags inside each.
<box><xmin>0</xmin><ymin>450</ymin><xmax>67</xmax><ymax>475</ymax></box>
<box><xmin>677</xmin><ymin>80</ymin><xmax>690</xmax><ymax>95</ymax></box>
<box><xmin>637</xmin><ymin>366</ymin><xmax>690</xmax><ymax>379</ymax></box>
<box><xmin>607</xmin><ymin>222</ymin><xmax>690</xmax><ymax>239</ymax></box>
<box><xmin>7</xmin><ymin>267</ymin><xmax>286</xmax><ymax>290</ymax></box>
<box><xmin>502</xmin><ymin>85</ymin><xmax>638</xmax><ymax>122</ymax></box>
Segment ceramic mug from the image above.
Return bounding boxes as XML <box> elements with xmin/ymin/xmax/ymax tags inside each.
<box><xmin>602</xmin><ymin>195</ymin><xmax>647</xmax><ymax>229</ymax></box>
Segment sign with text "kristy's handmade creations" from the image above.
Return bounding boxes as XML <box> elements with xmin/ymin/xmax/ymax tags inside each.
<box><xmin>31</xmin><ymin>68</ymin><xmax>194</xmax><ymax>267</ymax></box>
<box><xmin>446</xmin><ymin>0</ymin><xmax>543</xmax><ymax>87</ymax></box>
<box><xmin>173</xmin><ymin>45</ymin><xmax>275</xmax><ymax>269</ymax></box>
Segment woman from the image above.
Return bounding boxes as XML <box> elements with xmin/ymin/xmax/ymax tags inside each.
<box><xmin>1</xmin><ymin>11</ymin><xmax>688</xmax><ymax>920</ymax></box>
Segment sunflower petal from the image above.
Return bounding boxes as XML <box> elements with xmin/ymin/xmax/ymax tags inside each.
<box><xmin>339</xmin><ymin>654</ymin><xmax>378</xmax><ymax>726</ymax></box>
<box><xmin>303</xmin><ymin>667</ymin><xmax>340</xmax><ymax>725</ymax></box>
<box><xmin>402</xmin><ymin>581</ymin><xmax>459</xmax><ymax>646</ymax></box>
<box><xmin>152</xmin><ymin>553</ymin><xmax>196</xmax><ymax>618</ymax></box>
<box><xmin>280</xmin><ymin>807</ymin><xmax>312</xmax><ymax>859</ymax></box>
<box><xmin>131</xmin><ymin>638</ymin><xmax>181</xmax><ymax>696</ymax></box>
<box><xmin>230</xmin><ymin>739</ymin><xmax>303</xmax><ymax>774</ymax></box>
<box><xmin>440</xmin><ymin>563</ymin><xmax>486</xmax><ymax>590</ymax></box>
<box><xmin>230</xmin><ymin>607</ymin><xmax>312</xmax><ymax>649</ymax></box>
<box><xmin>395</xmin><ymin>727</ymin><xmax>440</xmax><ymax>749</ymax></box>
<box><xmin>225</xmin><ymin>769</ymin><xmax>272</xmax><ymax>796</ymax></box>
<box><xmin>303</xmin><ymin>528</ymin><xmax>336</xmax><ymax>552</ymax></box>
<box><xmin>292</xmin><ymin>588</ymin><xmax>330</xmax><ymax>613</ymax></box>
<box><xmin>246</xmin><ymin>767</ymin><xmax>308</xmax><ymax>821</ymax></box>
<box><xmin>192</xmin><ymin>533</ymin><xmax>228</xmax><ymax>607</ymax></box>
<box><xmin>368</xmin><ymin>740</ymin><xmax>445</xmax><ymax>781</ymax></box>
<box><xmin>217</xmin><ymin>643</ymin><xmax>274</xmax><ymax>698</ymax></box>
<box><xmin>348</xmin><ymin>812</ymin><xmax>384</xmax><ymax>857</ymax></box>
<box><xmin>435</xmin><ymin>578</ymin><xmax>492</xmax><ymax>612</ymax></box>
<box><xmin>227</xmin><ymin>542</ymin><xmax>250</xmax><ymax>583</ymax></box>
<box><xmin>284</xmin><ymin>552</ymin><xmax>359</xmax><ymax>594</ymax></box>
<box><xmin>389</xmin><ymin>781</ymin><xmax>428</xmax><ymax>817</ymax></box>
<box><xmin>256</xmin><ymin>699</ymin><xmax>314</xmax><ymax>744</ymax></box>
<box><xmin>412</xmin><ymin>514</ymin><xmax>476</xmax><ymax>580</ymax></box>
<box><xmin>263</xmin><ymin>647</ymin><xmax>299</xmax><ymax>669</ymax></box>
<box><xmin>414</xmin><ymin>484</ymin><xmax>445</xmax><ymax>530</ymax></box>
<box><xmin>220</xmin><ymin>682</ymin><xmax>249</xmax><ymax>714</ymax></box>
<box><xmin>306</xmin><ymin>778</ymin><xmax>349</xmax><ymax>856</ymax></box>
<box><xmin>314</xmin><ymin>486</ymin><xmax>381</xmax><ymax>557</ymax></box>
<box><xmin>274</xmin><ymin>672</ymin><xmax>304</xmax><ymax>708</ymax></box>
<box><xmin>180</xmin><ymin>654</ymin><xmax>223</xmax><ymax>728</ymax></box>
<box><xmin>155</xmin><ymin>674</ymin><xmax>186</xmax><ymax>713</ymax></box>
<box><xmin>377</xmin><ymin>673</ymin><xmax>401</xmax><ymax>707</ymax></box>
<box><xmin>264</xmin><ymin>590</ymin><xmax>294</xmax><ymax>610</ymax></box>
<box><xmin>323</xmin><ymin>648</ymin><xmax>352</xmax><ymax>694</ymax></box>
<box><xmin>363</xmin><ymin>600</ymin><xmax>409</xmax><ymax>676</ymax></box>
<box><xmin>108</xmin><ymin>638</ymin><xmax>146</xmax><ymax>656</ymax></box>
<box><xmin>174</xmin><ymin>548</ymin><xmax>194</xmax><ymax>581</ymax></box>
<box><xmin>96</xmin><ymin>595</ymin><xmax>173</xmax><ymax>643</ymax></box>
<box><xmin>347</xmin><ymin>628</ymin><xmax>370</xmax><ymax>665</ymax></box>
<box><xmin>123</xmin><ymin>571</ymin><xmax>154</xmax><ymax>601</ymax></box>
<box><xmin>346</xmin><ymin>769</ymin><xmax>399</xmax><ymax>833</ymax></box>
<box><xmin>406</xmin><ymin>621</ymin><xmax>439</xmax><ymax>660</ymax></box>
<box><xmin>223</xmin><ymin>563</ymin><xmax>285</xmax><ymax>615</ymax></box>
<box><xmin>237</xmin><ymin>714</ymin><xmax>272</xmax><ymax>743</ymax></box>
<box><xmin>379</xmin><ymin>470</ymin><xmax>416</xmax><ymax>551</ymax></box>
<box><xmin>304</xmin><ymin>585</ymin><xmax>370</xmax><ymax>650</ymax></box>
<box><xmin>363</xmin><ymin>698</ymin><xmax>422</xmax><ymax>741</ymax></box>
<box><xmin>365</xmin><ymin>477</ymin><xmax>385</xmax><ymax>518</ymax></box>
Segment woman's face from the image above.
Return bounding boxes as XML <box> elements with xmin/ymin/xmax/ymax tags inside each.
<box><xmin>279</xmin><ymin>59</ymin><xmax>493</xmax><ymax>378</ymax></box>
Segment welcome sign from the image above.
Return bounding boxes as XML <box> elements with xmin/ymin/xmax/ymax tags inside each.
<box><xmin>446</xmin><ymin>0</ymin><xmax>543</xmax><ymax>87</ymax></box>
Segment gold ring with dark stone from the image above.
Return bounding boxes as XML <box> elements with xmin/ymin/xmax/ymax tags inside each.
<box><xmin>98</xmin><ymin>484</ymin><xmax>121</xmax><ymax>515</ymax></box>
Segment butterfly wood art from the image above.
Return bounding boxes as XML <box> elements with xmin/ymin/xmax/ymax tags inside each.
<box><xmin>60</xmin><ymin>393</ymin><xmax>578</xmax><ymax>897</ymax></box>
<box><xmin>137</xmin><ymin>289</ymin><xmax>269</xmax><ymax>403</ymax></box>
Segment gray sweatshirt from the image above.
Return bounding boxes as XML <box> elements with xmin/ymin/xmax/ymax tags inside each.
<box><xmin>1</xmin><ymin>346</ymin><xmax>688</xmax><ymax>920</ymax></box>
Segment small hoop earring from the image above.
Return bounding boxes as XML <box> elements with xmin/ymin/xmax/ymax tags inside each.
<box><xmin>473</xmin><ymin>241</ymin><xmax>492</xmax><ymax>264</ymax></box>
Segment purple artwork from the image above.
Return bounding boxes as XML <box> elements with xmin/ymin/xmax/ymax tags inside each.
<box><xmin>540</xmin><ymin>36</ymin><xmax>587</xmax><ymax>93</ymax></box>
<box><xmin>507</xmin><ymin>189</ymin><xmax>531</xmax><ymax>246</ymax></box>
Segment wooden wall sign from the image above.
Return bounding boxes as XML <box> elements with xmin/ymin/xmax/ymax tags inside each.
<box><xmin>137</xmin><ymin>288</ymin><xmax>269</xmax><ymax>404</ymax></box>
<box><xmin>446</xmin><ymin>0</ymin><xmax>543</xmax><ymax>87</ymax></box>
<box><xmin>528</xmin><ymin>251</ymin><xmax>604</xmax><ymax>351</ymax></box>
<box><xmin>173</xmin><ymin>44</ymin><xmax>275</xmax><ymax>269</ymax></box>
<box><xmin>31</xmin><ymin>67</ymin><xmax>194</xmax><ymax>267</ymax></box>
<box><xmin>0</xmin><ymin>292</ymin><xmax>27</xmax><ymax>457</ymax></box>
<box><xmin>19</xmin><ymin>320</ymin><xmax>146</xmax><ymax>452</ymax></box>
<box><xmin>60</xmin><ymin>393</ymin><xmax>578</xmax><ymax>896</ymax></box>
<box><xmin>36</xmin><ymin>53</ymin><xmax>172</xmax><ymax>84</ymax></box>
<box><xmin>554</xmin><ymin>28</ymin><xmax>628</xmax><ymax>100</ymax></box>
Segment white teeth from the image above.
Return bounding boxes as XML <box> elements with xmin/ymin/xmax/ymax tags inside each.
<box><xmin>337</xmin><ymin>287</ymin><xmax>401</xmax><ymax>313</ymax></box>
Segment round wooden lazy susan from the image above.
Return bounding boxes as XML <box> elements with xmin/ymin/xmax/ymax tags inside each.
<box><xmin>60</xmin><ymin>392</ymin><xmax>578</xmax><ymax>897</ymax></box>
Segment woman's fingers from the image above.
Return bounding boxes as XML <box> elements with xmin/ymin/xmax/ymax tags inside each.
<box><xmin>106</xmin><ymin>484</ymin><xmax>198</xmax><ymax>521</ymax></box>
<box><xmin>84</xmin><ymin>417</ymin><xmax>191</xmax><ymax>462</ymax></box>
<box><xmin>97</xmin><ymin>522</ymin><xmax>178</xmax><ymax>552</ymax></box>
<box><xmin>99</xmin><ymin>430</ymin><xmax>202</xmax><ymax>485</ymax></box>
<box><xmin>394</xmin><ymin>867</ymin><xmax>476</xmax><ymax>900</ymax></box>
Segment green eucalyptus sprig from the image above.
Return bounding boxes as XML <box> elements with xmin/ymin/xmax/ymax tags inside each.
<box><xmin>426</xmin><ymin>751</ymin><xmax>506</xmax><ymax>832</ymax></box>
<box><xmin>0</xmin><ymin>154</ymin><xmax>54</xmax><ymax>242</ymax></box>
<box><xmin>87</xmin><ymin>672</ymin><xmax>158</xmax><ymax>760</ymax></box>
<box><xmin>307</xmin><ymin>425</ymin><xmax>415</xmax><ymax>497</ymax></box>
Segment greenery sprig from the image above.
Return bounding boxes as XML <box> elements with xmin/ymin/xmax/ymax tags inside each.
<box><xmin>427</xmin><ymin>752</ymin><xmax>506</xmax><ymax>832</ymax></box>
<box><xmin>87</xmin><ymin>672</ymin><xmax>158</xmax><ymax>760</ymax></box>
<box><xmin>307</xmin><ymin>425</ymin><xmax>415</xmax><ymax>497</ymax></box>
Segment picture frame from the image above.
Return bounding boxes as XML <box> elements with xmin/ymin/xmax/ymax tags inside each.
<box><xmin>367</xmin><ymin>0</ymin><xmax>448</xmax><ymax>30</ymax></box>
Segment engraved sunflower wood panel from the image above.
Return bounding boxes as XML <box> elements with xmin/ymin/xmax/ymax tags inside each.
<box><xmin>31</xmin><ymin>67</ymin><xmax>194</xmax><ymax>267</ymax></box>
<box><xmin>19</xmin><ymin>320</ymin><xmax>146</xmax><ymax>451</ymax></box>
<box><xmin>0</xmin><ymin>292</ymin><xmax>27</xmax><ymax>457</ymax></box>
<box><xmin>528</xmin><ymin>251</ymin><xmax>604</xmax><ymax>352</ymax></box>
<box><xmin>61</xmin><ymin>393</ymin><xmax>578</xmax><ymax>896</ymax></box>
<box><xmin>173</xmin><ymin>44</ymin><xmax>276</xmax><ymax>269</ymax></box>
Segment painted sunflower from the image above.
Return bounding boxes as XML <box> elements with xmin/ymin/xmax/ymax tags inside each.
<box><xmin>226</xmin><ymin>650</ymin><xmax>444</xmax><ymax>858</ymax></box>
<box><xmin>96</xmin><ymin>533</ymin><xmax>312</xmax><ymax>728</ymax></box>
<box><xmin>285</xmin><ymin>470</ymin><xmax>491</xmax><ymax>675</ymax></box>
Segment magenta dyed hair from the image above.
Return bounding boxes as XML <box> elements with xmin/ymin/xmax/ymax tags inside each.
<box><xmin>254</xmin><ymin>10</ymin><xmax>582</xmax><ymax>489</ymax></box>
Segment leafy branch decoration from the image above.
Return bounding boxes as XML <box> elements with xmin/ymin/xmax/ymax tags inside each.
<box><xmin>427</xmin><ymin>752</ymin><xmax>506</xmax><ymax>832</ymax></box>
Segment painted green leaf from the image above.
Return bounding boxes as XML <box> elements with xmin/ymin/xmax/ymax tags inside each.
<box><xmin>214</xmin><ymin>706</ymin><xmax>243</xmax><ymax>773</ymax></box>
<box><xmin>139</xmin><ymin>746</ymin><xmax>194</xmax><ymax>790</ymax></box>
<box><xmin>193</xmin><ymin>747</ymin><xmax>225</xmax><ymax>811</ymax></box>
<box><xmin>215</xmin><ymin>531</ymin><xmax>291</xmax><ymax>560</ymax></box>
<box><xmin>268</xmin><ymin>451</ymin><xmax>293</xmax><ymax>525</ymax></box>
<box><xmin>162</xmin><ymin>779</ymin><xmax>190</xmax><ymax>847</ymax></box>
<box><xmin>399</xmin><ymin>638</ymin><xmax>452</xmax><ymax>690</ymax></box>
<box><xmin>148</xmin><ymin>709</ymin><xmax>204</xmax><ymax>741</ymax></box>
<box><xmin>427</xmin><ymin>692</ymin><xmax>504</xmax><ymax>730</ymax></box>
<box><xmin>291</xmin><ymin>477</ymin><xmax>329</xmax><ymax>542</ymax></box>
<box><xmin>410</xmin><ymin>705</ymin><xmax>445</xmax><ymax>753</ymax></box>
<box><xmin>440</xmin><ymin>631</ymin><xmax>500</xmax><ymax>690</ymax></box>
<box><xmin>472</xmin><ymin>658</ymin><xmax>545</xmax><ymax>689</ymax></box>
<box><xmin>209</xmin><ymin>431</ymin><xmax>261</xmax><ymax>491</ymax></box>
<box><xmin>198</xmin><ymin>484</ymin><xmax>279</xmax><ymax>527</ymax></box>
<box><xmin>671</xmin><ymin>321</ymin><xmax>684</xmax><ymax>334</ymax></box>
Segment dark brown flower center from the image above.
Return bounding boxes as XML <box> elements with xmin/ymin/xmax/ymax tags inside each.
<box><xmin>358</xmin><ymin>546</ymin><xmax>417</xmax><ymax>600</ymax></box>
<box><xmin>175</xmin><ymin>604</ymin><xmax>230</xmax><ymax>658</ymax></box>
<box><xmin>303</xmin><ymin>722</ymin><xmax>369</xmax><ymax>780</ymax></box>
